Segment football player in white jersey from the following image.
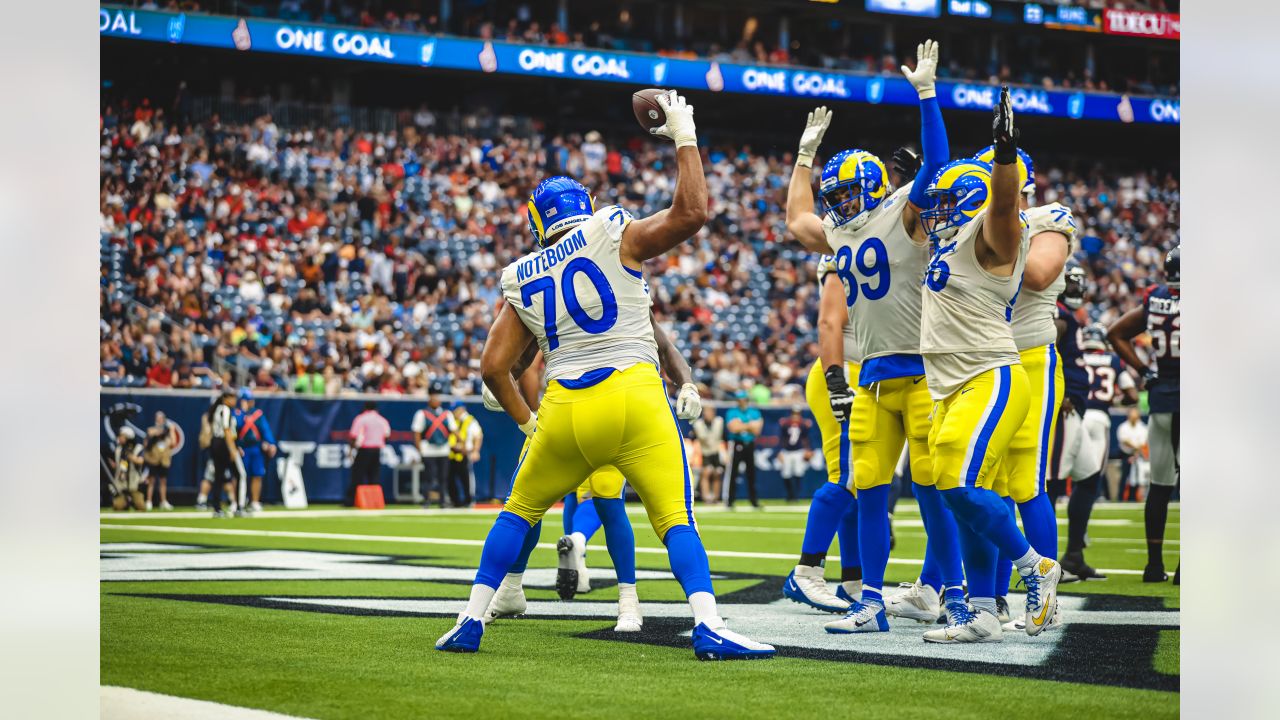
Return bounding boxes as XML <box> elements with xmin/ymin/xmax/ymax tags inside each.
<box><xmin>970</xmin><ymin>145</ymin><xmax>1076</xmax><ymax>628</ymax></box>
<box><xmin>437</xmin><ymin>91</ymin><xmax>774</xmax><ymax>660</ymax></box>
<box><xmin>784</xmin><ymin>40</ymin><xmax>968</xmax><ymax>634</ymax></box>
<box><xmin>915</xmin><ymin>88</ymin><xmax>1063</xmax><ymax>643</ymax></box>
<box><xmin>781</xmin><ymin>254</ymin><xmax>864</xmax><ymax>613</ymax></box>
<box><xmin>481</xmin><ymin>313</ymin><xmax>702</xmax><ymax>633</ymax></box>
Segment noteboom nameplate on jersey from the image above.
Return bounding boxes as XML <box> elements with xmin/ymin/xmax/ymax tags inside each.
<box><xmin>102</xmin><ymin>544</ymin><xmax>1177</xmax><ymax>690</ymax></box>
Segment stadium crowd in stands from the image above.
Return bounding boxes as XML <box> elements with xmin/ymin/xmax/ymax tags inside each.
<box><xmin>99</xmin><ymin>96</ymin><xmax>1179</xmax><ymax>402</ymax></box>
<box><xmin>127</xmin><ymin>1</ymin><xmax>1178</xmax><ymax>96</ymax></box>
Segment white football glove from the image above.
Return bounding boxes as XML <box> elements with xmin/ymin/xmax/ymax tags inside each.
<box><xmin>901</xmin><ymin>39</ymin><xmax>939</xmax><ymax>100</ymax></box>
<box><xmin>518</xmin><ymin>412</ymin><xmax>538</xmax><ymax>438</ymax></box>
<box><xmin>481</xmin><ymin>383</ymin><xmax>502</xmax><ymax>412</ymax></box>
<box><xmin>675</xmin><ymin>383</ymin><xmax>702</xmax><ymax>421</ymax></box>
<box><xmin>650</xmin><ymin>91</ymin><xmax>697</xmax><ymax>149</ymax></box>
<box><xmin>796</xmin><ymin>106</ymin><xmax>832</xmax><ymax>169</ymax></box>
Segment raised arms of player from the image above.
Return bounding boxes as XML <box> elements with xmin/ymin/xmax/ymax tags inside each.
<box><xmin>652</xmin><ymin>314</ymin><xmax>702</xmax><ymax>420</ymax></box>
<box><xmin>818</xmin><ymin>273</ymin><xmax>854</xmax><ymax>422</ymax></box>
<box><xmin>786</xmin><ymin>106</ymin><xmax>834</xmax><ymax>253</ymax></box>
<box><xmin>480</xmin><ymin>303</ymin><xmax>539</xmax><ymax>435</ymax></box>
<box><xmin>977</xmin><ymin>86</ymin><xmax>1024</xmax><ymax>274</ymax></box>
<box><xmin>1107</xmin><ymin>307</ymin><xmax>1150</xmax><ymax>379</ymax></box>
<box><xmin>901</xmin><ymin>39</ymin><xmax>948</xmax><ymax>243</ymax></box>
<box><xmin>621</xmin><ymin>92</ymin><xmax>706</xmax><ymax>267</ymax></box>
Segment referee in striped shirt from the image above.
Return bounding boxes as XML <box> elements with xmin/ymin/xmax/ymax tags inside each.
<box><xmin>206</xmin><ymin>390</ymin><xmax>240</xmax><ymax>518</ymax></box>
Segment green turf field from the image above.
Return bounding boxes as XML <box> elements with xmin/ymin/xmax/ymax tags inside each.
<box><xmin>101</xmin><ymin>501</ymin><xmax>1179</xmax><ymax>719</ymax></box>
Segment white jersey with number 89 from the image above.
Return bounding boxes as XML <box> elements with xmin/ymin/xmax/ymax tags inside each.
<box><xmin>500</xmin><ymin>206</ymin><xmax>659</xmax><ymax>382</ymax></box>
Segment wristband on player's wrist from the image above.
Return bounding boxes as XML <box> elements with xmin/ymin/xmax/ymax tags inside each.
<box><xmin>796</xmin><ymin>154</ymin><xmax>815</xmax><ymax>169</ymax></box>
<box><xmin>993</xmin><ymin>142</ymin><xmax>1017</xmax><ymax>165</ymax></box>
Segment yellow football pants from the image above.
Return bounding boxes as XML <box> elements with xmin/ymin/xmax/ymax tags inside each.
<box><xmin>991</xmin><ymin>344</ymin><xmax>1064</xmax><ymax>502</ymax></box>
<box><xmin>805</xmin><ymin>359</ymin><xmax>859</xmax><ymax>492</ymax></box>
<box><xmin>930</xmin><ymin>364</ymin><xmax>1030</xmax><ymax>491</ymax></box>
<box><xmin>850</xmin><ymin>372</ymin><xmax>935</xmax><ymax>490</ymax></box>
<box><xmin>505</xmin><ymin>363</ymin><xmax>692</xmax><ymax>539</ymax></box>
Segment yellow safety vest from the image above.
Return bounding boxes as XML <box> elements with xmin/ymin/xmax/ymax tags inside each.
<box><xmin>449</xmin><ymin>415</ymin><xmax>475</xmax><ymax>462</ymax></box>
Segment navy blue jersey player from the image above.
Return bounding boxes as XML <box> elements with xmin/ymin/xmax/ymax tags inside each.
<box><xmin>1047</xmin><ymin>265</ymin><xmax>1089</xmax><ymax>506</ymax></box>
<box><xmin>1109</xmin><ymin>246</ymin><xmax>1180</xmax><ymax>584</ymax></box>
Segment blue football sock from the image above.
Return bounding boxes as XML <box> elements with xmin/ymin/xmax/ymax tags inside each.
<box><xmin>857</xmin><ymin>484</ymin><xmax>892</xmax><ymax>604</ymax></box>
<box><xmin>571</xmin><ymin>498</ymin><xmax>602</xmax><ymax>543</ymax></box>
<box><xmin>953</xmin><ymin>511</ymin><xmax>999</xmax><ymax>600</ymax></box>
<box><xmin>995</xmin><ymin>495</ymin><xmax>1016</xmax><ymax>596</ymax></box>
<box><xmin>836</xmin><ymin>498</ymin><xmax>860</xmax><ymax>574</ymax></box>
<box><xmin>508</xmin><ymin>519</ymin><xmax>542</xmax><ymax>574</ymax></box>
<box><xmin>594</xmin><ymin>498</ymin><xmax>636</xmax><ymax>585</ymax></box>
<box><xmin>561</xmin><ymin>493</ymin><xmax>578</xmax><ymax>535</ymax></box>
<box><xmin>801</xmin><ymin>482</ymin><xmax>854</xmax><ymax>560</ymax></box>
<box><xmin>942</xmin><ymin>486</ymin><xmax>1031</xmax><ymax>562</ymax></box>
<box><xmin>1018</xmin><ymin>493</ymin><xmax>1059</xmax><ymax>561</ymax></box>
<box><xmin>662</xmin><ymin>524</ymin><xmax>714</xmax><ymax>597</ymax></box>
<box><xmin>914</xmin><ymin>483</ymin><xmax>964</xmax><ymax>591</ymax></box>
<box><xmin>475</xmin><ymin>511</ymin><xmax>534</xmax><ymax>589</ymax></box>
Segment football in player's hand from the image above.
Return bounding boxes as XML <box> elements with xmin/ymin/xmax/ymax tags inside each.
<box><xmin>632</xmin><ymin>89</ymin><xmax>669</xmax><ymax>132</ymax></box>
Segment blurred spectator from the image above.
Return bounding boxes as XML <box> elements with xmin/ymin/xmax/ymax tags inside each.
<box><xmin>447</xmin><ymin>401</ymin><xmax>482</xmax><ymax>507</ymax></box>
<box><xmin>100</xmin><ymin>98</ymin><xmax>1177</xmax><ymax>401</ymax></box>
<box><xmin>412</xmin><ymin>383</ymin><xmax>456</xmax><ymax>507</ymax></box>
<box><xmin>143</xmin><ymin>411</ymin><xmax>177</xmax><ymax>511</ymax></box>
<box><xmin>1117</xmin><ymin>407</ymin><xmax>1150</xmax><ymax>501</ymax></box>
<box><xmin>724</xmin><ymin>391</ymin><xmax>763</xmax><ymax>509</ymax></box>
<box><xmin>347</xmin><ymin>400</ymin><xmax>390</xmax><ymax>506</ymax></box>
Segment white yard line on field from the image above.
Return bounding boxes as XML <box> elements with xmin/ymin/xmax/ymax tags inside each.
<box><xmin>101</xmin><ymin>686</ymin><xmax>313</xmax><ymax>720</ymax></box>
<box><xmin>100</xmin><ymin>522</ymin><xmax>1146</xmax><ymax>575</ymax></box>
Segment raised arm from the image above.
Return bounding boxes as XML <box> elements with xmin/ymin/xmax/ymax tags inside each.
<box><xmin>786</xmin><ymin>107</ymin><xmax>834</xmax><ymax>253</ymax></box>
<box><xmin>978</xmin><ymin>87</ymin><xmax>1024</xmax><ymax>271</ymax></box>
<box><xmin>480</xmin><ymin>304</ymin><xmax>539</xmax><ymax>436</ymax></box>
<box><xmin>901</xmin><ymin>39</ymin><xmax>949</xmax><ymax>242</ymax></box>
<box><xmin>817</xmin><ymin>273</ymin><xmax>853</xmax><ymax>422</ymax></box>
<box><xmin>621</xmin><ymin>92</ymin><xmax>706</xmax><ymax>266</ymax></box>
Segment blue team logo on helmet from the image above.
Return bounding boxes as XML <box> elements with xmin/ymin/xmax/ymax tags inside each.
<box><xmin>820</xmin><ymin>149</ymin><xmax>889</xmax><ymax>231</ymax></box>
<box><xmin>921</xmin><ymin>159</ymin><xmax>993</xmax><ymax>243</ymax></box>
<box><xmin>527</xmin><ymin>176</ymin><xmax>594</xmax><ymax>247</ymax></box>
<box><xmin>974</xmin><ymin>145</ymin><xmax>1035</xmax><ymax>196</ymax></box>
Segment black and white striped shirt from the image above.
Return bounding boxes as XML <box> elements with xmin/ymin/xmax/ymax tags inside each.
<box><xmin>210</xmin><ymin>404</ymin><xmax>233</xmax><ymax>440</ymax></box>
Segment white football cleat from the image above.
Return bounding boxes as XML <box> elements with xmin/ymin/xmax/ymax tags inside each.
<box><xmin>556</xmin><ymin>535</ymin><xmax>590</xmax><ymax>600</ymax></box>
<box><xmin>923</xmin><ymin>605</ymin><xmax>1003</xmax><ymax>644</ymax></box>
<box><xmin>484</xmin><ymin>583</ymin><xmax>527</xmax><ymax>624</ymax></box>
<box><xmin>1003</xmin><ymin>602</ymin><xmax>1062</xmax><ymax>633</ymax></box>
<box><xmin>884</xmin><ymin>580</ymin><xmax>940</xmax><ymax>623</ymax></box>
<box><xmin>823</xmin><ymin>600</ymin><xmax>889</xmax><ymax>634</ymax></box>
<box><xmin>159</xmin><ymin>501</ymin><xmax>174</xmax><ymax>511</ymax></box>
<box><xmin>249</xmin><ymin>501</ymin><xmax>263</xmax><ymax>513</ymax></box>
<box><xmin>996</xmin><ymin>595</ymin><xmax>1011</xmax><ymax>624</ymax></box>
<box><xmin>782</xmin><ymin>565</ymin><xmax>850</xmax><ymax>613</ymax></box>
<box><xmin>1020</xmin><ymin>558</ymin><xmax>1063</xmax><ymax>636</ymax></box>
<box><xmin>615</xmin><ymin>592</ymin><xmax>643</xmax><ymax>633</ymax></box>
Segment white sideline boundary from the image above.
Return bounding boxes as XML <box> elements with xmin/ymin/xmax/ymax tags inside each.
<box><xmin>101</xmin><ymin>686</ymin><xmax>314</xmax><ymax>720</ymax></box>
<box><xmin>100</xmin><ymin>522</ymin><xmax>1146</xmax><ymax>575</ymax></box>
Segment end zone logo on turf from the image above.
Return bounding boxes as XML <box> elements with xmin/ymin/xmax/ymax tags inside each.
<box><xmin>102</xmin><ymin>544</ymin><xmax>1178</xmax><ymax>691</ymax></box>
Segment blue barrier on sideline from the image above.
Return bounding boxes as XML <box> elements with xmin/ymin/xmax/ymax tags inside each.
<box><xmin>100</xmin><ymin>389</ymin><xmax>832</xmax><ymax>503</ymax></box>
<box><xmin>101</xmin><ymin>388</ymin><xmax>1143</xmax><ymax>504</ymax></box>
